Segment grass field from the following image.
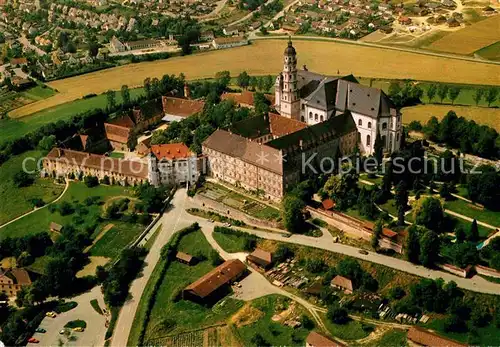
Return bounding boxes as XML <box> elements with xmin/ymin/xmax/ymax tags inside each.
<box><xmin>445</xmin><ymin>199</ymin><xmax>500</xmax><ymax>229</ymax></box>
<box><xmin>236</xmin><ymin>295</ymin><xmax>314</xmax><ymax>346</ymax></box>
<box><xmin>401</xmin><ymin>104</ymin><xmax>500</xmax><ymax>131</ymax></box>
<box><xmin>1</xmin><ymin>88</ymin><xmax>144</xmax><ymax>145</ymax></box>
<box><xmin>144</xmin><ymin>230</ymin><xmax>243</xmax><ymax>343</ymax></box>
<box><xmin>89</xmin><ymin>221</ymin><xmax>145</xmax><ymax>259</ymax></box>
<box><xmin>0</xmin><ymin>150</ymin><xmax>65</xmax><ymax>225</ymax></box>
<box><xmin>213</xmin><ymin>231</ymin><xmax>248</xmax><ymax>253</ymax></box>
<box><xmin>364</xmin><ymin>329</ymin><xmax>408</xmax><ymax>347</ymax></box>
<box><xmin>20</xmin><ymin>85</ymin><xmax>57</xmax><ymax>101</ymax></box>
<box><xmin>0</xmin><ymin>182</ymin><xmax>134</xmax><ymax>240</ymax></box>
<box><xmin>9</xmin><ymin>39</ymin><xmax>500</xmax><ymax>120</ymax></box>
<box><xmin>429</xmin><ymin>15</ymin><xmax>500</xmax><ymax>54</ymax></box>
<box><xmin>425</xmin><ymin>316</ymin><xmax>500</xmax><ymax>345</ymax></box>
<box><xmin>320</xmin><ymin>313</ymin><xmax>374</xmax><ymax>341</ymax></box>
<box><xmin>475</xmin><ymin>41</ymin><xmax>500</xmax><ymax>61</ymax></box>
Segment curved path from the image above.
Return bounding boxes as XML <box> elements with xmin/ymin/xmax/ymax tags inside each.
<box><xmin>0</xmin><ymin>179</ymin><xmax>69</xmax><ymax>230</ymax></box>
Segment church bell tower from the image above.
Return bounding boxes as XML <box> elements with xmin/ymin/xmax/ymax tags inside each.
<box><xmin>280</xmin><ymin>39</ymin><xmax>300</xmax><ymax>120</ymax></box>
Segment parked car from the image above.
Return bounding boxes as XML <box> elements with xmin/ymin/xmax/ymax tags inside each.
<box><xmin>35</xmin><ymin>328</ymin><xmax>46</xmax><ymax>333</ymax></box>
<box><xmin>358</xmin><ymin>250</ymin><xmax>369</xmax><ymax>255</ymax></box>
<box><xmin>28</xmin><ymin>338</ymin><xmax>39</xmax><ymax>343</ymax></box>
<box><xmin>73</xmin><ymin>327</ymin><xmax>85</xmax><ymax>332</ymax></box>
<box><xmin>45</xmin><ymin>311</ymin><xmax>57</xmax><ymax>318</ymax></box>
<box><xmin>59</xmin><ymin>329</ymin><xmax>66</xmax><ymax>335</ymax></box>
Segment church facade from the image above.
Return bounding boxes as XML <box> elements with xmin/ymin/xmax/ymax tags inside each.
<box><xmin>275</xmin><ymin>40</ymin><xmax>403</xmax><ymax>155</ymax></box>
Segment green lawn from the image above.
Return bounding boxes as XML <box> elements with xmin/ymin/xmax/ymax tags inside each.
<box><xmin>0</xmin><ymin>87</ymin><xmax>144</xmax><ymax>145</ymax></box>
<box><xmin>20</xmin><ymin>85</ymin><xmax>57</xmax><ymax>101</ymax></box>
<box><xmin>364</xmin><ymin>329</ymin><xmax>408</xmax><ymax>347</ymax></box>
<box><xmin>236</xmin><ymin>295</ymin><xmax>314</xmax><ymax>346</ymax></box>
<box><xmin>451</xmin><ymin>217</ymin><xmax>492</xmax><ymax>239</ymax></box>
<box><xmin>90</xmin><ymin>221</ymin><xmax>145</xmax><ymax>259</ymax></box>
<box><xmin>109</xmin><ymin>152</ymin><xmax>125</xmax><ymax>159</ymax></box>
<box><xmin>425</xmin><ymin>317</ymin><xmax>500</xmax><ymax>346</ymax></box>
<box><xmin>144</xmin><ymin>230</ymin><xmax>244</xmax><ymax>343</ymax></box>
<box><xmin>475</xmin><ymin>41</ymin><xmax>500</xmax><ymax>61</ymax></box>
<box><xmin>320</xmin><ymin>313</ymin><xmax>374</xmax><ymax>341</ymax></box>
<box><xmin>445</xmin><ymin>199</ymin><xmax>500</xmax><ymax>229</ymax></box>
<box><xmin>213</xmin><ymin>231</ymin><xmax>247</xmax><ymax>253</ymax></box>
<box><xmin>0</xmin><ymin>150</ymin><xmax>65</xmax><ymax>225</ymax></box>
<box><xmin>0</xmin><ymin>182</ymin><xmax>134</xmax><ymax>240</ymax></box>
<box><xmin>379</xmin><ymin>199</ymin><xmax>399</xmax><ymax>217</ymax></box>
<box><xmin>25</xmin><ymin>255</ymin><xmax>54</xmax><ymax>275</ymax></box>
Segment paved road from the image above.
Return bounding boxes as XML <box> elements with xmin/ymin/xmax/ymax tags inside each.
<box><xmin>28</xmin><ymin>287</ymin><xmax>107</xmax><ymax>347</ymax></box>
<box><xmin>111</xmin><ymin>189</ymin><xmax>190</xmax><ymax>347</ymax></box>
<box><xmin>0</xmin><ymin>179</ymin><xmax>69</xmax><ymax>230</ymax></box>
<box><xmin>183</xmin><ymin>201</ymin><xmax>500</xmax><ymax>295</ymax></box>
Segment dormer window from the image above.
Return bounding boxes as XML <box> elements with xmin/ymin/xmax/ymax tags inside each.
<box><xmin>358</xmin><ymin>119</ymin><xmax>362</xmax><ymax>126</ymax></box>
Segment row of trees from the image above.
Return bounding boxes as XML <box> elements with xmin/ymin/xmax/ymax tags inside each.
<box><xmin>421</xmin><ymin>110</ymin><xmax>499</xmax><ymax>159</ymax></box>
<box><xmin>236</xmin><ymin>71</ymin><xmax>275</xmax><ymax>93</ymax></box>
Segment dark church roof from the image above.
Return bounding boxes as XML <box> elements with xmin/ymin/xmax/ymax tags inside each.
<box><xmin>284</xmin><ymin>39</ymin><xmax>296</xmax><ymax>55</ymax></box>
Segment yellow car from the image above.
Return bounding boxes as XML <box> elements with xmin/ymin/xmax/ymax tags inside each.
<box><xmin>45</xmin><ymin>312</ymin><xmax>57</xmax><ymax>318</ymax></box>
<box><xmin>72</xmin><ymin>327</ymin><xmax>84</xmax><ymax>332</ymax></box>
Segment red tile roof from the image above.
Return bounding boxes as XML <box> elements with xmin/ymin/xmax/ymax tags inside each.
<box><xmin>10</xmin><ymin>57</ymin><xmax>27</xmax><ymax>65</ymax></box>
<box><xmin>162</xmin><ymin>96</ymin><xmax>205</xmax><ymax>118</ymax></box>
<box><xmin>247</xmin><ymin>248</ymin><xmax>272</xmax><ymax>267</ymax></box>
<box><xmin>184</xmin><ymin>259</ymin><xmax>246</xmax><ymax>298</ymax></box>
<box><xmin>331</xmin><ymin>275</ymin><xmax>353</xmax><ymax>292</ymax></box>
<box><xmin>322</xmin><ymin>199</ymin><xmax>335</xmax><ymax>210</ymax></box>
<box><xmin>269</xmin><ymin>113</ymin><xmax>307</xmax><ymax>137</ymax></box>
<box><xmin>150</xmin><ymin>143</ymin><xmax>193</xmax><ymax>160</ymax></box>
<box><xmin>108</xmin><ymin>114</ymin><xmax>135</xmax><ymax>128</ymax></box>
<box><xmin>306</xmin><ymin>331</ymin><xmax>346</xmax><ymax>347</ymax></box>
<box><xmin>9</xmin><ymin>269</ymin><xmax>32</xmax><ymax>285</ymax></box>
<box><xmin>382</xmin><ymin>228</ymin><xmax>398</xmax><ymax>238</ymax></box>
<box><xmin>221</xmin><ymin>91</ymin><xmax>275</xmax><ymax>108</ymax></box>
<box><xmin>104</xmin><ymin>123</ymin><xmax>131</xmax><ymax>144</ymax></box>
<box><xmin>45</xmin><ymin>148</ymin><xmax>148</xmax><ymax>179</ymax></box>
<box><xmin>407</xmin><ymin>327</ymin><xmax>467</xmax><ymax>347</ymax></box>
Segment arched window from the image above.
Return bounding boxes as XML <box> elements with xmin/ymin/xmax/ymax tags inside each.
<box><xmin>366</xmin><ymin>135</ymin><xmax>371</xmax><ymax>146</ymax></box>
<box><xmin>315</xmin><ymin>114</ymin><xmax>318</xmax><ymax>121</ymax></box>
<box><xmin>368</xmin><ymin>122</ymin><xmax>372</xmax><ymax>129</ymax></box>
<box><xmin>301</xmin><ymin>116</ymin><xmax>305</xmax><ymax>122</ymax></box>
<box><xmin>358</xmin><ymin>119</ymin><xmax>362</xmax><ymax>126</ymax></box>
<box><xmin>309</xmin><ymin>112</ymin><xmax>313</xmax><ymax>119</ymax></box>
<box><xmin>320</xmin><ymin>115</ymin><xmax>324</xmax><ymax>122</ymax></box>
<box><xmin>382</xmin><ymin>122</ymin><xmax>387</xmax><ymax>130</ymax></box>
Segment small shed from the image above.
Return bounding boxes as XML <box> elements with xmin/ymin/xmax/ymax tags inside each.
<box><xmin>321</xmin><ymin>199</ymin><xmax>335</xmax><ymax>211</ymax></box>
<box><xmin>176</xmin><ymin>251</ymin><xmax>194</xmax><ymax>265</ymax></box>
<box><xmin>246</xmin><ymin>248</ymin><xmax>273</xmax><ymax>270</ymax></box>
<box><xmin>49</xmin><ymin>222</ymin><xmax>63</xmax><ymax>232</ymax></box>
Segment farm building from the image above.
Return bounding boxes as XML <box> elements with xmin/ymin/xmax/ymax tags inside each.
<box><xmin>161</xmin><ymin>97</ymin><xmax>205</xmax><ymax>122</ymax></box>
<box><xmin>407</xmin><ymin>327</ymin><xmax>466</xmax><ymax>347</ymax></box>
<box><xmin>306</xmin><ymin>331</ymin><xmax>346</xmax><ymax>347</ymax></box>
<box><xmin>183</xmin><ymin>259</ymin><xmax>247</xmax><ymax>304</ymax></box>
<box><xmin>331</xmin><ymin>275</ymin><xmax>354</xmax><ymax>294</ymax></box>
<box><xmin>321</xmin><ymin>199</ymin><xmax>335</xmax><ymax>210</ymax></box>
<box><xmin>212</xmin><ymin>37</ymin><xmax>248</xmax><ymax>50</ymax></box>
<box><xmin>246</xmin><ymin>248</ymin><xmax>273</xmax><ymax>270</ymax></box>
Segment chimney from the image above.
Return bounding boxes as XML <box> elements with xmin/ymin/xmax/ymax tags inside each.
<box><xmin>184</xmin><ymin>83</ymin><xmax>191</xmax><ymax>99</ymax></box>
<box><xmin>303</xmin><ymin>65</ymin><xmax>308</xmax><ymax>71</ymax></box>
<box><xmin>299</xmin><ymin>139</ymin><xmax>303</xmax><ymax>149</ymax></box>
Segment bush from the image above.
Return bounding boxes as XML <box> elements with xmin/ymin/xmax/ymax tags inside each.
<box><xmin>389</xmin><ymin>286</ymin><xmax>406</xmax><ymax>300</ymax></box>
<box><xmin>300</xmin><ymin>315</ymin><xmax>315</xmax><ymax>330</ymax></box>
<box><xmin>31</xmin><ymin>198</ymin><xmax>45</xmax><ymax>208</ymax></box>
<box><xmin>13</xmin><ymin>171</ymin><xmax>34</xmax><ymax>188</ymax></box>
<box><xmin>64</xmin><ymin>319</ymin><xmax>87</xmax><ymax>329</ymax></box>
<box><xmin>55</xmin><ymin>301</ymin><xmax>78</xmax><ymax>313</ymax></box>
<box><xmin>305</xmin><ymin>259</ymin><xmax>326</xmax><ymax>273</ymax></box>
<box><xmin>327</xmin><ymin>304</ymin><xmax>349</xmax><ymax>325</ymax></box>
<box><xmin>84</xmin><ymin>175</ymin><xmax>99</xmax><ymax>188</ymax></box>
<box><xmin>210</xmin><ymin>249</ymin><xmax>223</xmax><ymax>266</ymax></box>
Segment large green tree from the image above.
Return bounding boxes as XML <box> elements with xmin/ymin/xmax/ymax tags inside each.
<box><xmin>413</xmin><ymin>197</ymin><xmax>444</xmax><ymax>232</ymax></box>
<box><xmin>419</xmin><ymin>230</ymin><xmax>440</xmax><ymax>267</ymax></box>
<box><xmin>282</xmin><ymin>194</ymin><xmax>305</xmax><ymax>233</ymax></box>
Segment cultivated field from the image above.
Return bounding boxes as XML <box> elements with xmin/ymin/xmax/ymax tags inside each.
<box><xmin>429</xmin><ymin>15</ymin><xmax>500</xmax><ymax>54</ymax></box>
<box><xmin>9</xmin><ymin>39</ymin><xmax>500</xmax><ymax>118</ymax></box>
<box><xmin>402</xmin><ymin>104</ymin><xmax>500</xmax><ymax>131</ymax></box>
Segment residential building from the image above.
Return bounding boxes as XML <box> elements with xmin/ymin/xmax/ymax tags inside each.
<box><xmin>176</xmin><ymin>252</ymin><xmax>194</xmax><ymax>265</ymax></box>
<box><xmin>212</xmin><ymin>37</ymin><xmax>248</xmax><ymax>50</ymax></box>
<box><xmin>0</xmin><ymin>268</ymin><xmax>32</xmax><ymax>297</ymax></box>
<box><xmin>42</xmin><ymin>148</ymin><xmax>148</xmax><ymax>185</ymax></box>
<box><xmin>161</xmin><ymin>96</ymin><xmax>205</xmax><ymax>122</ymax></box>
<box><xmin>274</xmin><ymin>40</ymin><xmax>402</xmax><ymax>155</ymax></box>
<box><xmin>110</xmin><ymin>36</ymin><xmax>126</xmax><ymax>53</ymax></box>
<box><xmin>147</xmin><ymin>143</ymin><xmax>204</xmax><ymax>187</ymax></box>
<box><xmin>183</xmin><ymin>259</ymin><xmax>247</xmax><ymax>304</ymax></box>
<box><xmin>331</xmin><ymin>275</ymin><xmax>354</xmax><ymax>294</ymax></box>
<box><xmin>306</xmin><ymin>331</ymin><xmax>346</xmax><ymax>347</ymax></box>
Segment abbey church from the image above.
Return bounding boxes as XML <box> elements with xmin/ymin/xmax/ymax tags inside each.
<box><xmin>202</xmin><ymin>40</ymin><xmax>403</xmax><ymax>201</ymax></box>
<box><xmin>275</xmin><ymin>39</ymin><xmax>402</xmax><ymax>155</ymax></box>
